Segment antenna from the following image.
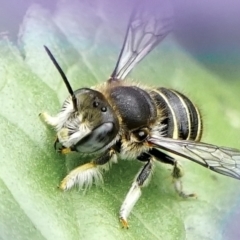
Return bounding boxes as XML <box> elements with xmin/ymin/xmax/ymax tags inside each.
<box><xmin>44</xmin><ymin>46</ymin><xmax>78</xmax><ymax>111</ymax></box>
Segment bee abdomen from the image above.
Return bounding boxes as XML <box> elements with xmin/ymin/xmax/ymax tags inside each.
<box><xmin>151</xmin><ymin>87</ymin><xmax>202</xmax><ymax>141</ymax></box>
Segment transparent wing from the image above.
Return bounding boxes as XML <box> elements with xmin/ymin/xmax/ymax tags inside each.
<box><xmin>149</xmin><ymin>135</ymin><xmax>240</xmax><ymax>180</ymax></box>
<box><xmin>110</xmin><ymin>0</ymin><xmax>173</xmax><ymax>81</ymax></box>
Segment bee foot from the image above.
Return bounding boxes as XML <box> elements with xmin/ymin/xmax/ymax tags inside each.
<box><xmin>173</xmin><ymin>178</ymin><xmax>196</xmax><ymax>199</ymax></box>
<box><xmin>58</xmin><ymin>147</ymin><xmax>72</xmax><ymax>155</ymax></box>
<box><xmin>178</xmin><ymin>191</ymin><xmax>197</xmax><ymax>199</ymax></box>
<box><xmin>120</xmin><ymin>217</ymin><xmax>129</xmax><ymax>229</ymax></box>
<box><xmin>39</xmin><ymin>111</ymin><xmax>58</xmax><ymax>127</ymax></box>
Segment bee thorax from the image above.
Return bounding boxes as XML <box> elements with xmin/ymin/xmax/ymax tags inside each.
<box><xmin>110</xmin><ymin>86</ymin><xmax>157</xmax><ymax>130</ymax></box>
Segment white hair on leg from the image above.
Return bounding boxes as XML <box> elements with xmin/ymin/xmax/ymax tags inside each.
<box><xmin>119</xmin><ymin>160</ymin><xmax>154</xmax><ymax>228</ymax></box>
<box><xmin>60</xmin><ymin>163</ymin><xmax>103</xmax><ymax>190</ymax></box>
<box><xmin>60</xmin><ymin>151</ymin><xmax>118</xmax><ymax>191</ymax></box>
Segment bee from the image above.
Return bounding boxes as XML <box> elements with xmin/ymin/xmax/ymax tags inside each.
<box><xmin>40</xmin><ymin>0</ymin><xmax>240</xmax><ymax>228</ymax></box>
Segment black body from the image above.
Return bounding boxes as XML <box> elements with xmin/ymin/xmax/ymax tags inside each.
<box><xmin>110</xmin><ymin>85</ymin><xmax>202</xmax><ymax>142</ymax></box>
<box><xmin>151</xmin><ymin>87</ymin><xmax>202</xmax><ymax>141</ymax></box>
<box><xmin>110</xmin><ymin>86</ymin><xmax>157</xmax><ymax>130</ymax></box>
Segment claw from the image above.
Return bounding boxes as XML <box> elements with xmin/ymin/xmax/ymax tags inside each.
<box><xmin>59</xmin><ymin>179</ymin><xmax>67</xmax><ymax>190</ymax></box>
<box><xmin>179</xmin><ymin>191</ymin><xmax>197</xmax><ymax>199</ymax></box>
<box><xmin>54</xmin><ymin>139</ymin><xmax>72</xmax><ymax>155</ymax></box>
<box><xmin>120</xmin><ymin>217</ymin><xmax>129</xmax><ymax>229</ymax></box>
<box><xmin>54</xmin><ymin>137</ymin><xmax>59</xmax><ymax>150</ymax></box>
<box><xmin>173</xmin><ymin>178</ymin><xmax>197</xmax><ymax>199</ymax></box>
<box><xmin>60</xmin><ymin>147</ymin><xmax>72</xmax><ymax>155</ymax></box>
<box><xmin>39</xmin><ymin>112</ymin><xmax>50</xmax><ymax>123</ymax></box>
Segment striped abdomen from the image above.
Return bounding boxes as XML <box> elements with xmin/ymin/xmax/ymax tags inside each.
<box><xmin>151</xmin><ymin>87</ymin><xmax>202</xmax><ymax>141</ymax></box>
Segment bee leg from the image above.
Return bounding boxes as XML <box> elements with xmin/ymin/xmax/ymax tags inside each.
<box><xmin>149</xmin><ymin>148</ymin><xmax>196</xmax><ymax>198</ymax></box>
<box><xmin>39</xmin><ymin>112</ymin><xmax>59</xmax><ymax>127</ymax></box>
<box><xmin>59</xmin><ymin>146</ymin><xmax>74</xmax><ymax>154</ymax></box>
<box><xmin>172</xmin><ymin>162</ymin><xmax>196</xmax><ymax>198</ymax></box>
<box><xmin>54</xmin><ymin>138</ymin><xmax>75</xmax><ymax>154</ymax></box>
<box><xmin>119</xmin><ymin>157</ymin><xmax>153</xmax><ymax>229</ymax></box>
<box><xmin>59</xmin><ymin>149</ymin><xmax>117</xmax><ymax>190</ymax></box>
<box><xmin>40</xmin><ymin>100</ymin><xmax>74</xmax><ymax>127</ymax></box>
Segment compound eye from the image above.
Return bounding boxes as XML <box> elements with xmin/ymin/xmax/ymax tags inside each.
<box><xmin>74</xmin><ymin>122</ymin><xmax>117</xmax><ymax>153</ymax></box>
<box><xmin>132</xmin><ymin>128</ymin><xmax>149</xmax><ymax>142</ymax></box>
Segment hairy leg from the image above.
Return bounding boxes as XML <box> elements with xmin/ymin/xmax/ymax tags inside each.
<box><xmin>119</xmin><ymin>156</ymin><xmax>153</xmax><ymax>228</ymax></box>
<box><xmin>150</xmin><ymin>148</ymin><xmax>196</xmax><ymax>198</ymax></box>
<box><xmin>60</xmin><ymin>149</ymin><xmax>117</xmax><ymax>190</ymax></box>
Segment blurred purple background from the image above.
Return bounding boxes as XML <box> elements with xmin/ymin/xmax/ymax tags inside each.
<box><xmin>174</xmin><ymin>0</ymin><xmax>240</xmax><ymax>82</ymax></box>
<box><xmin>0</xmin><ymin>0</ymin><xmax>56</xmax><ymax>37</ymax></box>
<box><xmin>1</xmin><ymin>0</ymin><xmax>240</xmax><ymax>82</ymax></box>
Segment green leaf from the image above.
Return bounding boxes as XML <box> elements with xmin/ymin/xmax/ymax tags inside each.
<box><xmin>1</xmin><ymin>2</ymin><xmax>240</xmax><ymax>240</ymax></box>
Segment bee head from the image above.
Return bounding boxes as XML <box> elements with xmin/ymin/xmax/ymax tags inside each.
<box><xmin>68</xmin><ymin>88</ymin><xmax>119</xmax><ymax>152</ymax></box>
<box><xmin>44</xmin><ymin>46</ymin><xmax>119</xmax><ymax>153</ymax></box>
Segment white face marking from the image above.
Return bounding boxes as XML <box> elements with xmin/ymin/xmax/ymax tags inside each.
<box><xmin>57</xmin><ymin>123</ymin><xmax>91</xmax><ymax>148</ymax></box>
<box><xmin>55</xmin><ymin>97</ymin><xmax>75</xmax><ymax>131</ymax></box>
